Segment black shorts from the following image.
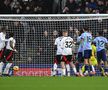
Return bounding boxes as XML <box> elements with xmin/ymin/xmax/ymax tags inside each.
<box><xmin>54</xmin><ymin>55</ymin><xmax>62</xmax><ymax>64</ymax></box>
<box><xmin>84</xmin><ymin>50</ymin><xmax>92</xmax><ymax>59</ymax></box>
<box><xmin>77</xmin><ymin>52</ymin><xmax>84</xmax><ymax>62</ymax></box>
<box><xmin>62</xmin><ymin>55</ymin><xmax>72</xmax><ymax>64</ymax></box>
<box><xmin>5</xmin><ymin>49</ymin><xmax>13</xmax><ymax>62</ymax></box>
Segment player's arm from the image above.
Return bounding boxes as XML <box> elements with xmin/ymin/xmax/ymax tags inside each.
<box><xmin>10</xmin><ymin>39</ymin><xmax>16</xmax><ymax>52</ymax></box>
<box><xmin>106</xmin><ymin>39</ymin><xmax>108</xmax><ymax>50</ymax></box>
<box><xmin>0</xmin><ymin>34</ymin><xmax>7</xmax><ymax>42</ymax></box>
<box><xmin>76</xmin><ymin>36</ymin><xmax>81</xmax><ymax>45</ymax></box>
<box><xmin>80</xmin><ymin>33</ymin><xmax>85</xmax><ymax>44</ymax></box>
<box><xmin>54</xmin><ymin>38</ymin><xmax>57</xmax><ymax>50</ymax></box>
<box><xmin>10</xmin><ymin>40</ymin><xmax>15</xmax><ymax>50</ymax></box>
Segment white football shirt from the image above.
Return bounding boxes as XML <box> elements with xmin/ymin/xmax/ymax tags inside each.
<box><xmin>61</xmin><ymin>36</ymin><xmax>73</xmax><ymax>55</ymax></box>
<box><xmin>0</xmin><ymin>32</ymin><xmax>6</xmax><ymax>50</ymax></box>
<box><xmin>6</xmin><ymin>37</ymin><xmax>16</xmax><ymax>51</ymax></box>
<box><xmin>54</xmin><ymin>37</ymin><xmax>63</xmax><ymax>55</ymax></box>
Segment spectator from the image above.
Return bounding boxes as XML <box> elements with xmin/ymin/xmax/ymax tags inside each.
<box><xmin>0</xmin><ymin>0</ymin><xmax>108</xmax><ymax>14</ymax></box>
<box><xmin>97</xmin><ymin>0</ymin><xmax>105</xmax><ymax>13</ymax></box>
<box><xmin>87</xmin><ymin>0</ymin><xmax>97</xmax><ymax>9</ymax></box>
<box><xmin>63</xmin><ymin>0</ymin><xmax>78</xmax><ymax>14</ymax></box>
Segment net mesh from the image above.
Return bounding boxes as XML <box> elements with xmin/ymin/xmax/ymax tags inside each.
<box><xmin>0</xmin><ymin>15</ymin><xmax>108</xmax><ymax>76</ymax></box>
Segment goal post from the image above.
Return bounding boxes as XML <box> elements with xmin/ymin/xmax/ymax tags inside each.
<box><xmin>0</xmin><ymin>14</ymin><xmax>108</xmax><ymax>76</ymax></box>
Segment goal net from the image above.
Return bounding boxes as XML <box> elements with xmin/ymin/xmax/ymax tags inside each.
<box><xmin>0</xmin><ymin>14</ymin><xmax>108</xmax><ymax>76</ymax></box>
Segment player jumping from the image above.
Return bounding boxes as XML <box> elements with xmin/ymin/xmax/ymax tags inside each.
<box><xmin>61</xmin><ymin>30</ymin><xmax>77</xmax><ymax>76</ymax></box>
<box><xmin>80</xmin><ymin>27</ymin><xmax>93</xmax><ymax>76</ymax></box>
<box><xmin>94</xmin><ymin>31</ymin><xmax>108</xmax><ymax>76</ymax></box>
<box><xmin>3</xmin><ymin>32</ymin><xmax>16</xmax><ymax>76</ymax></box>
<box><xmin>0</xmin><ymin>27</ymin><xmax>7</xmax><ymax>76</ymax></box>
<box><xmin>76</xmin><ymin>29</ymin><xmax>84</xmax><ymax>76</ymax></box>
<box><xmin>52</xmin><ymin>31</ymin><xmax>63</xmax><ymax>76</ymax></box>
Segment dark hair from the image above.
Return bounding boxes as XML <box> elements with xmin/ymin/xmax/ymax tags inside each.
<box><xmin>92</xmin><ymin>42</ymin><xmax>96</xmax><ymax>45</ymax></box>
<box><xmin>98</xmin><ymin>31</ymin><xmax>103</xmax><ymax>36</ymax></box>
<box><xmin>79</xmin><ymin>29</ymin><xmax>84</xmax><ymax>36</ymax></box>
<box><xmin>1</xmin><ymin>26</ymin><xmax>7</xmax><ymax>32</ymax></box>
<box><xmin>83</xmin><ymin>26</ymin><xmax>89</xmax><ymax>31</ymax></box>
<box><xmin>9</xmin><ymin>32</ymin><xmax>14</xmax><ymax>37</ymax></box>
<box><xmin>58</xmin><ymin>31</ymin><xmax>62</xmax><ymax>37</ymax></box>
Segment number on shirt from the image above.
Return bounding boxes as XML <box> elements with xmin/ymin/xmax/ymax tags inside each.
<box><xmin>98</xmin><ymin>40</ymin><xmax>104</xmax><ymax>47</ymax></box>
<box><xmin>65</xmin><ymin>41</ymin><xmax>73</xmax><ymax>48</ymax></box>
<box><xmin>87</xmin><ymin>36</ymin><xmax>92</xmax><ymax>42</ymax></box>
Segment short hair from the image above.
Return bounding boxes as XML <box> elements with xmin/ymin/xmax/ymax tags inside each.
<box><xmin>98</xmin><ymin>31</ymin><xmax>103</xmax><ymax>36</ymax></box>
<box><xmin>1</xmin><ymin>26</ymin><xmax>7</xmax><ymax>32</ymax></box>
<box><xmin>9</xmin><ymin>32</ymin><xmax>14</xmax><ymax>37</ymax></box>
<box><xmin>58</xmin><ymin>31</ymin><xmax>62</xmax><ymax>36</ymax></box>
<box><xmin>62</xmin><ymin>29</ymin><xmax>68</xmax><ymax>33</ymax></box>
<box><xmin>79</xmin><ymin>29</ymin><xmax>84</xmax><ymax>35</ymax></box>
<box><xmin>83</xmin><ymin>26</ymin><xmax>89</xmax><ymax>31</ymax></box>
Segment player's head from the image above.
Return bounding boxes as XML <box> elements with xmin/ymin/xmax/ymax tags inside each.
<box><xmin>91</xmin><ymin>42</ymin><xmax>96</xmax><ymax>46</ymax></box>
<box><xmin>83</xmin><ymin>26</ymin><xmax>89</xmax><ymax>32</ymax></box>
<box><xmin>1</xmin><ymin>26</ymin><xmax>7</xmax><ymax>34</ymax></box>
<box><xmin>79</xmin><ymin>29</ymin><xmax>84</xmax><ymax>36</ymax></box>
<box><xmin>58</xmin><ymin>31</ymin><xmax>62</xmax><ymax>37</ymax></box>
<box><xmin>9</xmin><ymin>32</ymin><xmax>14</xmax><ymax>38</ymax></box>
<box><xmin>97</xmin><ymin>31</ymin><xmax>103</xmax><ymax>36</ymax></box>
<box><xmin>63</xmin><ymin>30</ymin><xmax>68</xmax><ymax>37</ymax></box>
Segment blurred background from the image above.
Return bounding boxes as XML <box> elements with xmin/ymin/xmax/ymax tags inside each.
<box><xmin>0</xmin><ymin>0</ymin><xmax>108</xmax><ymax>14</ymax></box>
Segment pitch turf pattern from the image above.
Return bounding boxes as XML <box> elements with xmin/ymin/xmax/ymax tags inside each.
<box><xmin>0</xmin><ymin>77</ymin><xmax>108</xmax><ymax>90</ymax></box>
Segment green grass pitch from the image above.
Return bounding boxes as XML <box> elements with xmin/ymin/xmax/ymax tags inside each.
<box><xmin>0</xmin><ymin>77</ymin><xmax>108</xmax><ymax>90</ymax></box>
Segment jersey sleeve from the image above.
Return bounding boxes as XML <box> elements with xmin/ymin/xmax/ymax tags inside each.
<box><xmin>60</xmin><ymin>38</ymin><xmax>64</xmax><ymax>49</ymax></box>
<box><xmin>81</xmin><ymin>33</ymin><xmax>85</xmax><ymax>39</ymax></box>
<box><xmin>0</xmin><ymin>33</ymin><xmax>5</xmax><ymax>41</ymax></box>
<box><xmin>77</xmin><ymin>36</ymin><xmax>81</xmax><ymax>43</ymax></box>
<box><xmin>54</xmin><ymin>38</ymin><xmax>58</xmax><ymax>45</ymax></box>
<box><xmin>105</xmin><ymin>38</ymin><xmax>108</xmax><ymax>44</ymax></box>
<box><xmin>69</xmin><ymin>37</ymin><xmax>73</xmax><ymax>42</ymax></box>
<box><xmin>93</xmin><ymin>38</ymin><xmax>97</xmax><ymax>43</ymax></box>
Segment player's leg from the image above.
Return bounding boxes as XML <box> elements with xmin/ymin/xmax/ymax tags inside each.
<box><xmin>97</xmin><ymin>50</ymin><xmax>105</xmax><ymax>76</ymax></box>
<box><xmin>3</xmin><ymin>50</ymin><xmax>13</xmax><ymax>76</ymax></box>
<box><xmin>61</xmin><ymin>55</ymin><xmax>67</xmax><ymax>76</ymax></box>
<box><xmin>0</xmin><ymin>49</ymin><xmax>5</xmax><ymax>76</ymax></box>
<box><xmin>52</xmin><ymin>55</ymin><xmax>62</xmax><ymax>76</ymax></box>
<box><xmin>65</xmin><ymin>55</ymin><xmax>71</xmax><ymax>76</ymax></box>
<box><xmin>83</xmin><ymin>50</ymin><xmax>92</xmax><ymax>76</ymax></box>
<box><xmin>0</xmin><ymin>62</ymin><xmax>4</xmax><ymax>76</ymax></box>
<box><xmin>101</xmin><ymin>49</ymin><xmax>108</xmax><ymax>76</ymax></box>
<box><xmin>3</xmin><ymin>63</ymin><xmax>12</xmax><ymax>76</ymax></box>
<box><xmin>66</xmin><ymin>63</ymin><xmax>70</xmax><ymax>76</ymax></box>
<box><xmin>67</xmin><ymin>55</ymin><xmax>78</xmax><ymax>76</ymax></box>
<box><xmin>89</xmin><ymin>57</ymin><xmax>96</xmax><ymax>75</ymax></box>
<box><xmin>52</xmin><ymin>56</ymin><xmax>58</xmax><ymax>76</ymax></box>
<box><xmin>76</xmin><ymin>52</ymin><xmax>84</xmax><ymax>76</ymax></box>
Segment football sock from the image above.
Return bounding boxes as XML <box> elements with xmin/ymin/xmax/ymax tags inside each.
<box><xmin>53</xmin><ymin>63</ymin><xmax>57</xmax><ymax>75</ymax></box>
<box><xmin>66</xmin><ymin>64</ymin><xmax>70</xmax><ymax>76</ymax></box>
<box><xmin>104</xmin><ymin>67</ymin><xmax>108</xmax><ymax>72</ymax></box>
<box><xmin>73</xmin><ymin>67</ymin><xmax>77</xmax><ymax>74</ymax></box>
<box><xmin>0</xmin><ymin>62</ymin><xmax>4</xmax><ymax>75</ymax></box>
<box><xmin>90</xmin><ymin>65</ymin><xmax>95</xmax><ymax>72</ymax></box>
<box><xmin>62</xmin><ymin>68</ymin><xmax>66</xmax><ymax>76</ymax></box>
<box><xmin>3</xmin><ymin>63</ymin><xmax>12</xmax><ymax>74</ymax></box>
<box><xmin>85</xmin><ymin>64</ymin><xmax>89</xmax><ymax>71</ymax></box>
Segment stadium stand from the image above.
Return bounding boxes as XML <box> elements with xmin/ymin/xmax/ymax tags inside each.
<box><xmin>0</xmin><ymin>0</ymin><xmax>108</xmax><ymax>14</ymax></box>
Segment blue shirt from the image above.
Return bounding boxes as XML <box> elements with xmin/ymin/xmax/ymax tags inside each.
<box><xmin>81</xmin><ymin>32</ymin><xmax>92</xmax><ymax>50</ymax></box>
<box><xmin>77</xmin><ymin>36</ymin><xmax>83</xmax><ymax>52</ymax></box>
<box><xmin>94</xmin><ymin>36</ymin><xmax>108</xmax><ymax>51</ymax></box>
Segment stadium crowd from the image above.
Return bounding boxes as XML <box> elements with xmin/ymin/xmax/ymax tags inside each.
<box><xmin>0</xmin><ymin>0</ymin><xmax>108</xmax><ymax>14</ymax></box>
